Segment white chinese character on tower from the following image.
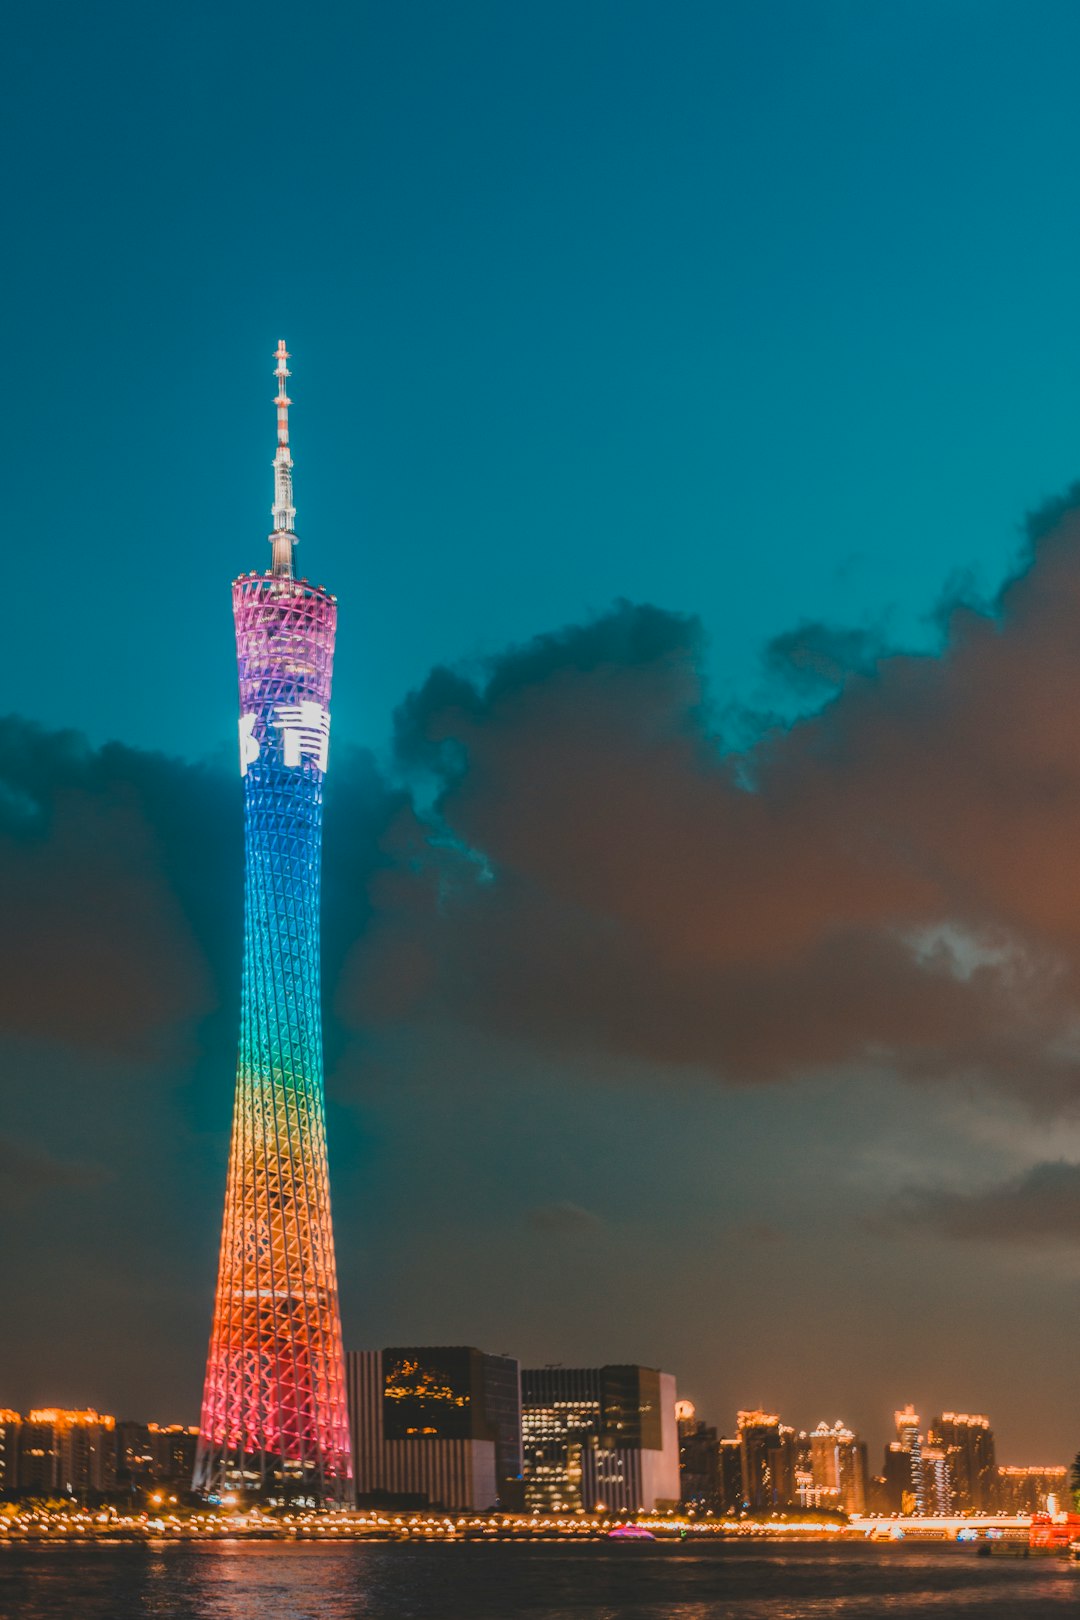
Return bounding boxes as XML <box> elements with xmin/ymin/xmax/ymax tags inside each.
<box><xmin>272</xmin><ymin>701</ymin><xmax>331</xmax><ymax>772</ymax></box>
<box><xmin>239</xmin><ymin>712</ymin><xmax>260</xmax><ymax>777</ymax></box>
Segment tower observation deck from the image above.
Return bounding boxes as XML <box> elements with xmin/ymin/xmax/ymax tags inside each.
<box><xmin>194</xmin><ymin>344</ymin><xmax>351</xmax><ymax>1503</ymax></box>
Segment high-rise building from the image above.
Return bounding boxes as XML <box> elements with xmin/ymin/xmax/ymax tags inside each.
<box><xmin>18</xmin><ymin>1417</ymin><xmax>55</xmax><ymax>1496</ymax></box>
<box><xmin>928</xmin><ymin>1413</ymin><xmax>996</xmax><ymax>1512</ymax></box>
<box><xmin>345</xmin><ymin>1347</ymin><xmax>522</xmax><ymax>1510</ymax></box>
<box><xmin>115</xmin><ymin>1422</ymin><xmax>154</xmax><ymax>1489</ymax></box>
<box><xmin>807</xmin><ymin>1421</ymin><xmax>868</xmax><ymax>1515</ymax></box>
<box><xmin>150</xmin><ymin>1424</ymin><xmax>200</xmax><ymax>1487</ymax></box>
<box><xmin>794</xmin><ymin>1430</ymin><xmax>815</xmax><ymax>1508</ymax></box>
<box><xmin>521</xmin><ymin>1365</ymin><xmax>679</xmax><ymax>1513</ymax></box>
<box><xmin>717</xmin><ymin>1437</ymin><xmax>744</xmax><ymax>1512</ymax></box>
<box><xmin>894</xmin><ymin>1405</ymin><xmax>919</xmax><ymax>1450</ymax></box>
<box><xmin>115</xmin><ymin>1421</ymin><xmax>200</xmax><ymax>1492</ymax></box>
<box><xmin>877</xmin><ymin>1442</ymin><xmax>912</xmax><ymax>1513</ymax></box>
<box><xmin>19</xmin><ymin>1410</ymin><xmax>116</xmax><ymax>1496</ymax></box>
<box><xmin>920</xmin><ymin>1444</ymin><xmax>953</xmax><ymax>1515</ymax></box>
<box><xmin>195</xmin><ymin>344</ymin><xmax>350</xmax><ymax>1504</ymax></box>
<box><xmin>0</xmin><ymin>1412</ymin><xmax>20</xmax><ymax>1492</ymax></box>
<box><xmin>676</xmin><ymin>1400</ymin><xmax>720</xmax><ymax>1508</ymax></box>
<box><xmin>737</xmin><ymin>1411</ymin><xmax>796</xmax><ymax>1511</ymax></box>
<box><xmin>996</xmin><ymin>1466</ymin><xmax>1068</xmax><ymax>1514</ymax></box>
<box><xmin>893</xmin><ymin>1405</ymin><xmax>927</xmax><ymax>1514</ymax></box>
<box><xmin>521</xmin><ymin>1366</ymin><xmax>599</xmax><ymax>1512</ymax></box>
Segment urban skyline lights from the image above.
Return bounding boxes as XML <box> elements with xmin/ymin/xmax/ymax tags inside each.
<box><xmin>0</xmin><ymin>1385</ymin><xmax>1070</xmax><ymax>1522</ymax></box>
<box><xmin>25</xmin><ymin>1410</ymin><xmax>116</xmax><ymax>1429</ymax></box>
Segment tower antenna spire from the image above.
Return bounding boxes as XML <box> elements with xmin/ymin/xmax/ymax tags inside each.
<box><xmin>270</xmin><ymin>339</ymin><xmax>296</xmax><ymax>577</ymax></box>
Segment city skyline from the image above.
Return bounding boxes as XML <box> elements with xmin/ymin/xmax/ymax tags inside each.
<box><xmin>8</xmin><ymin>2</ymin><xmax>1080</xmax><ymax>1471</ymax></box>
<box><xmin>0</xmin><ymin>1385</ymin><xmax>1068</xmax><ymax>1517</ymax></box>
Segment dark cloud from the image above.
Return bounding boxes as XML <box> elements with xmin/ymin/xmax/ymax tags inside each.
<box><xmin>337</xmin><ymin>492</ymin><xmax>1080</xmax><ymax>1103</ymax></box>
<box><xmin>881</xmin><ymin>1161</ymin><xmax>1080</xmax><ymax>1245</ymax></box>
<box><xmin>764</xmin><ymin>620</ymin><xmax>887</xmax><ymax>693</ymax></box>
<box><xmin>526</xmin><ymin>1200</ymin><xmax>605</xmax><ymax>1235</ymax></box>
<box><xmin>16</xmin><ymin>492</ymin><xmax>1080</xmax><ymax>1105</ymax></box>
<box><xmin>0</xmin><ymin>718</ymin><xmax>401</xmax><ymax>1064</ymax></box>
<box><xmin>12</xmin><ymin>490</ymin><xmax>1080</xmax><ymax>1111</ymax></box>
<box><xmin>0</xmin><ymin>720</ymin><xmax>222</xmax><ymax>1057</ymax></box>
<box><xmin>729</xmin><ymin>1220</ymin><xmax>787</xmax><ymax>1246</ymax></box>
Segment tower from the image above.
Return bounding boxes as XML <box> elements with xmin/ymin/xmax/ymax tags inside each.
<box><xmin>194</xmin><ymin>343</ymin><xmax>351</xmax><ymax>1503</ymax></box>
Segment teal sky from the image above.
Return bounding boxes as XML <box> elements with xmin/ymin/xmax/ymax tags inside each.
<box><xmin>8</xmin><ymin>0</ymin><xmax>1080</xmax><ymax>759</ymax></box>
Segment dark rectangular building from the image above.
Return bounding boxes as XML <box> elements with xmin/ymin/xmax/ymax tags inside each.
<box><xmin>346</xmin><ymin>1346</ymin><xmax>522</xmax><ymax>1511</ymax></box>
<box><xmin>521</xmin><ymin>1365</ymin><xmax>679</xmax><ymax>1513</ymax></box>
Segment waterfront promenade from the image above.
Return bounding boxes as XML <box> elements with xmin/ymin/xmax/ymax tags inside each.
<box><xmin>0</xmin><ymin>1507</ymin><xmax>1039</xmax><ymax>1544</ymax></box>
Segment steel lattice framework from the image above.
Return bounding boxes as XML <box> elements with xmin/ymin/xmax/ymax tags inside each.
<box><xmin>194</xmin><ymin>345</ymin><xmax>351</xmax><ymax>1502</ymax></box>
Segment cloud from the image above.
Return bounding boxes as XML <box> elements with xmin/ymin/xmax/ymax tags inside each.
<box><xmin>526</xmin><ymin>1200</ymin><xmax>605</xmax><ymax>1235</ymax></box>
<box><xmin>11</xmin><ymin>487</ymin><xmax>1080</xmax><ymax>1116</ymax></box>
<box><xmin>0</xmin><ymin>718</ymin><xmax>401</xmax><ymax>1063</ymax></box>
<box><xmin>764</xmin><ymin>620</ymin><xmax>887</xmax><ymax>694</ymax></box>
<box><xmin>337</xmin><ymin>490</ymin><xmax>1080</xmax><ymax>1103</ymax></box>
<box><xmin>880</xmin><ymin>1161</ymin><xmax>1080</xmax><ymax>1245</ymax></box>
<box><xmin>0</xmin><ymin>720</ymin><xmax>222</xmax><ymax>1057</ymax></box>
<box><xmin>729</xmin><ymin>1220</ymin><xmax>787</xmax><ymax>1245</ymax></box>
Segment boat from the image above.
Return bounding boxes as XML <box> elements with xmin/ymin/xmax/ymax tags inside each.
<box><xmin>1029</xmin><ymin>1513</ymin><xmax>1080</xmax><ymax>1555</ymax></box>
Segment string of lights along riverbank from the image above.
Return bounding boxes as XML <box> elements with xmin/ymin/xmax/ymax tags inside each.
<box><xmin>194</xmin><ymin>344</ymin><xmax>351</xmax><ymax>1504</ymax></box>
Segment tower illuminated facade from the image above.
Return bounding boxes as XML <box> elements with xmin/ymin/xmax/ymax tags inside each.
<box><xmin>194</xmin><ymin>343</ymin><xmax>351</xmax><ymax>1502</ymax></box>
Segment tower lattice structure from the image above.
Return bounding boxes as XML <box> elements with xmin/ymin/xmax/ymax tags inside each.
<box><xmin>194</xmin><ymin>343</ymin><xmax>351</xmax><ymax>1502</ymax></box>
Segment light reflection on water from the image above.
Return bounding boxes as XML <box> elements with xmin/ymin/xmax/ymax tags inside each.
<box><xmin>2</xmin><ymin>1541</ymin><xmax>1079</xmax><ymax>1620</ymax></box>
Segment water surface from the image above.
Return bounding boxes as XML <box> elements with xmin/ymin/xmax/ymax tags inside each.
<box><xmin>2</xmin><ymin>1539</ymin><xmax>1076</xmax><ymax>1620</ymax></box>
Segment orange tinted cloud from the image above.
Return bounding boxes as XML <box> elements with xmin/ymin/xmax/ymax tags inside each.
<box><xmin>341</xmin><ymin>495</ymin><xmax>1080</xmax><ymax>1105</ymax></box>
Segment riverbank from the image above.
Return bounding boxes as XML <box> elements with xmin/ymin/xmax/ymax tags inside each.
<box><xmin>0</xmin><ymin>1506</ymin><xmax>1041</xmax><ymax>1545</ymax></box>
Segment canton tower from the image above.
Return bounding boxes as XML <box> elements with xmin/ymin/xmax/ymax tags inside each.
<box><xmin>195</xmin><ymin>343</ymin><xmax>351</xmax><ymax>1502</ymax></box>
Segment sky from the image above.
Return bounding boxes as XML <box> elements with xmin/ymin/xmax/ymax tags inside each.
<box><xmin>5</xmin><ymin>0</ymin><xmax>1080</xmax><ymax>1466</ymax></box>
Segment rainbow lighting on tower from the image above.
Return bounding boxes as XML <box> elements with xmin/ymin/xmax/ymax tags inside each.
<box><xmin>194</xmin><ymin>343</ymin><xmax>351</xmax><ymax>1503</ymax></box>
